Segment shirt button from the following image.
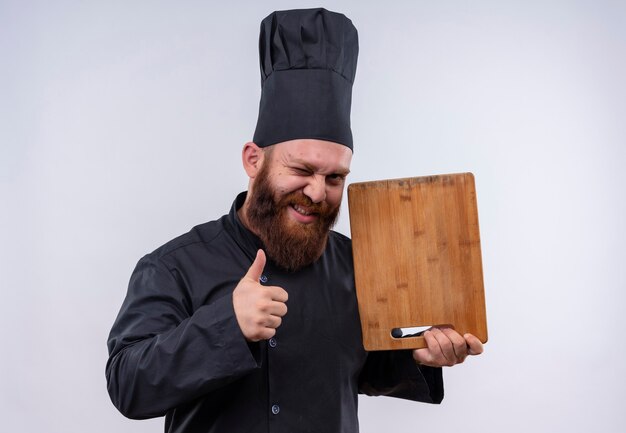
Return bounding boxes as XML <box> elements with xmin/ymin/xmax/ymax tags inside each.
<box><xmin>260</xmin><ymin>275</ymin><xmax>268</xmax><ymax>283</ymax></box>
<box><xmin>271</xmin><ymin>404</ymin><xmax>280</xmax><ymax>415</ymax></box>
<box><xmin>268</xmin><ymin>337</ymin><xmax>277</xmax><ymax>348</ymax></box>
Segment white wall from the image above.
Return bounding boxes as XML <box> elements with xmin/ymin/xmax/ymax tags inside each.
<box><xmin>2</xmin><ymin>1</ymin><xmax>625</xmax><ymax>432</ymax></box>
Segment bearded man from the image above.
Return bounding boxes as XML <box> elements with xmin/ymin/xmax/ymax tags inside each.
<box><xmin>106</xmin><ymin>8</ymin><xmax>482</xmax><ymax>433</ymax></box>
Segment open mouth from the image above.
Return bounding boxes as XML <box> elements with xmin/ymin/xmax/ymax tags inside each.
<box><xmin>292</xmin><ymin>204</ymin><xmax>315</xmax><ymax>216</ymax></box>
<box><xmin>289</xmin><ymin>204</ymin><xmax>319</xmax><ymax>223</ymax></box>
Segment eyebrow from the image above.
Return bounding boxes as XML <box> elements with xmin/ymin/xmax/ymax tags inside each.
<box><xmin>291</xmin><ymin>159</ymin><xmax>351</xmax><ymax>176</ymax></box>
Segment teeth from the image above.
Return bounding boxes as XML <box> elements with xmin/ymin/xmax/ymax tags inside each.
<box><xmin>293</xmin><ymin>204</ymin><xmax>311</xmax><ymax>216</ymax></box>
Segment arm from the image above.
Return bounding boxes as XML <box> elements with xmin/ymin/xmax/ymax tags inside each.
<box><xmin>358</xmin><ymin>328</ymin><xmax>484</xmax><ymax>403</ymax></box>
<box><xmin>359</xmin><ymin>350</ymin><xmax>444</xmax><ymax>403</ymax></box>
<box><xmin>105</xmin><ymin>255</ymin><xmax>260</xmax><ymax>419</ymax></box>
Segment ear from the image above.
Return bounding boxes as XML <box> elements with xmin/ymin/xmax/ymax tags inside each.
<box><xmin>241</xmin><ymin>142</ymin><xmax>264</xmax><ymax>178</ymax></box>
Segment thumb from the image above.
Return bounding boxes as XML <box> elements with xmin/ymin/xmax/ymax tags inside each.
<box><xmin>464</xmin><ymin>333</ymin><xmax>484</xmax><ymax>356</ymax></box>
<box><xmin>244</xmin><ymin>249</ymin><xmax>266</xmax><ymax>282</ymax></box>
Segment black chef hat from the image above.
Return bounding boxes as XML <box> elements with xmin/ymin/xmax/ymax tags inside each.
<box><xmin>252</xmin><ymin>8</ymin><xmax>359</xmax><ymax>151</ymax></box>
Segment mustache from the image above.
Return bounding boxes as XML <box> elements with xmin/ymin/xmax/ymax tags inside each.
<box><xmin>278</xmin><ymin>192</ymin><xmax>329</xmax><ymax>215</ymax></box>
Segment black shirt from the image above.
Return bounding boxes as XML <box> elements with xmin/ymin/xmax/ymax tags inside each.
<box><xmin>106</xmin><ymin>192</ymin><xmax>443</xmax><ymax>433</ymax></box>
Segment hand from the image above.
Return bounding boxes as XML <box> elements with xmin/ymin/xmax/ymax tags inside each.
<box><xmin>233</xmin><ymin>250</ymin><xmax>288</xmax><ymax>342</ymax></box>
<box><xmin>412</xmin><ymin>327</ymin><xmax>484</xmax><ymax>367</ymax></box>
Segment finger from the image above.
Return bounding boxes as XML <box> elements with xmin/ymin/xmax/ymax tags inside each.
<box><xmin>251</xmin><ymin>310</ymin><xmax>282</xmax><ymax>329</ymax></box>
<box><xmin>412</xmin><ymin>347</ymin><xmax>431</xmax><ymax>365</ymax></box>
<box><xmin>244</xmin><ymin>249</ymin><xmax>266</xmax><ymax>282</ymax></box>
<box><xmin>263</xmin><ymin>314</ymin><xmax>282</xmax><ymax>329</ymax></box>
<box><xmin>416</xmin><ymin>330</ymin><xmax>440</xmax><ymax>365</ymax></box>
<box><xmin>268</xmin><ymin>286</ymin><xmax>289</xmax><ymax>303</ymax></box>
<box><xmin>430</xmin><ymin>328</ymin><xmax>456</xmax><ymax>365</ymax></box>
<box><xmin>267</xmin><ymin>300</ymin><xmax>288</xmax><ymax>317</ymax></box>
<box><xmin>441</xmin><ymin>328</ymin><xmax>468</xmax><ymax>361</ymax></box>
<box><xmin>464</xmin><ymin>333</ymin><xmax>484</xmax><ymax>355</ymax></box>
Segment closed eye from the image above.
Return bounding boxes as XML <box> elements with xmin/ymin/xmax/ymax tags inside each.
<box><xmin>326</xmin><ymin>173</ymin><xmax>346</xmax><ymax>185</ymax></box>
<box><xmin>291</xmin><ymin>167</ymin><xmax>313</xmax><ymax>176</ymax></box>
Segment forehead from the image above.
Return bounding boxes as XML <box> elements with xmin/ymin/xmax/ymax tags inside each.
<box><xmin>269</xmin><ymin>139</ymin><xmax>352</xmax><ymax>173</ymax></box>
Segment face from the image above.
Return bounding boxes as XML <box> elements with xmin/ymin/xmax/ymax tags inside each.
<box><xmin>244</xmin><ymin>139</ymin><xmax>352</xmax><ymax>271</ymax></box>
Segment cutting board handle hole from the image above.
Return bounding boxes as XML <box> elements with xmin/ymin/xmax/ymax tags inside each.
<box><xmin>391</xmin><ymin>324</ymin><xmax>454</xmax><ymax>339</ymax></box>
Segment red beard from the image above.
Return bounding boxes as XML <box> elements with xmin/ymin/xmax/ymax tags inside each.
<box><xmin>246</xmin><ymin>164</ymin><xmax>340</xmax><ymax>272</ymax></box>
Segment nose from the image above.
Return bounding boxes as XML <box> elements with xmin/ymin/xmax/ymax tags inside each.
<box><xmin>303</xmin><ymin>175</ymin><xmax>326</xmax><ymax>203</ymax></box>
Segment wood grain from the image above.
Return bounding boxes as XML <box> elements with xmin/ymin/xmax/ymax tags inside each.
<box><xmin>348</xmin><ymin>173</ymin><xmax>488</xmax><ymax>350</ymax></box>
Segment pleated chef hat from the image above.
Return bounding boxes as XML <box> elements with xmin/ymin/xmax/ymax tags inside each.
<box><xmin>252</xmin><ymin>8</ymin><xmax>359</xmax><ymax>151</ymax></box>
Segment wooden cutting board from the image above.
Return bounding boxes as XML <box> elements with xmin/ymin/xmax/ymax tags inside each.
<box><xmin>348</xmin><ymin>173</ymin><xmax>488</xmax><ymax>350</ymax></box>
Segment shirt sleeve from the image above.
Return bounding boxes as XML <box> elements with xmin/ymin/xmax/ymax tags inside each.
<box><xmin>105</xmin><ymin>255</ymin><xmax>260</xmax><ymax>419</ymax></box>
<box><xmin>358</xmin><ymin>350</ymin><xmax>444</xmax><ymax>404</ymax></box>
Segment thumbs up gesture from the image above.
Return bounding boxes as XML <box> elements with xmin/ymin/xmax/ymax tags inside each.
<box><xmin>233</xmin><ymin>250</ymin><xmax>289</xmax><ymax>342</ymax></box>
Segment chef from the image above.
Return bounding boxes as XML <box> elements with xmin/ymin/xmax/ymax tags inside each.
<box><xmin>106</xmin><ymin>8</ymin><xmax>483</xmax><ymax>433</ymax></box>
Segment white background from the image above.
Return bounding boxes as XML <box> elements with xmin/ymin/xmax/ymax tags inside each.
<box><xmin>2</xmin><ymin>1</ymin><xmax>625</xmax><ymax>432</ymax></box>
